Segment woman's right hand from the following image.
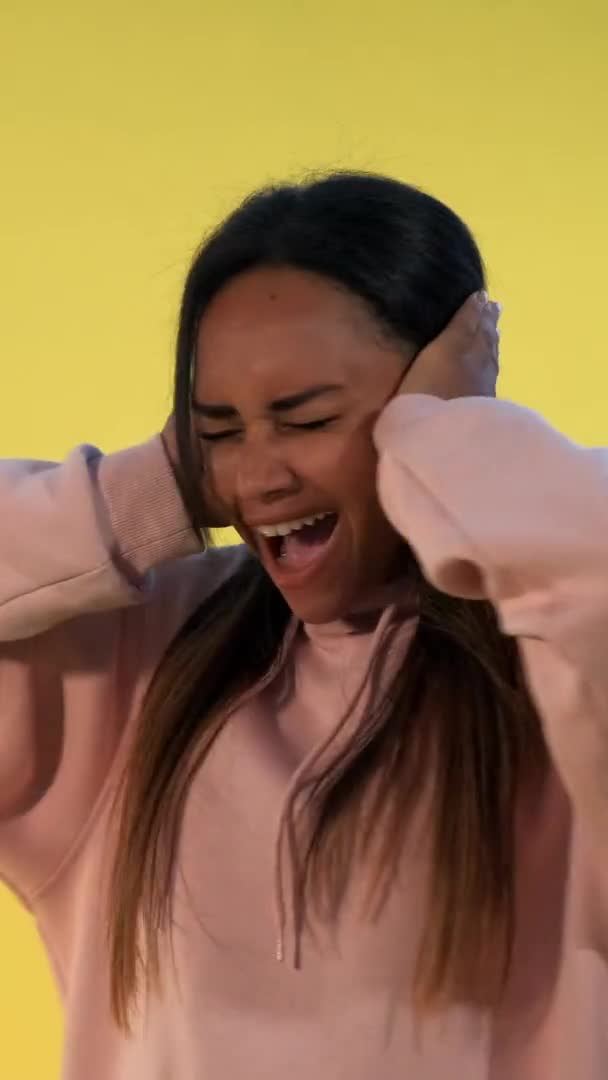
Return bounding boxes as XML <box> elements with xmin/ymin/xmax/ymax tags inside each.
<box><xmin>161</xmin><ymin>414</ymin><xmax>230</xmax><ymax>530</ymax></box>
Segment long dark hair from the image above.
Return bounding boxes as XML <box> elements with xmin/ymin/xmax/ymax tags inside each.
<box><xmin>107</xmin><ymin>172</ymin><xmax>546</xmax><ymax>1029</ymax></box>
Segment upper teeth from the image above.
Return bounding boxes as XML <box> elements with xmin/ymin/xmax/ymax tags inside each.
<box><xmin>257</xmin><ymin>511</ymin><xmax>333</xmax><ymax>537</ymax></box>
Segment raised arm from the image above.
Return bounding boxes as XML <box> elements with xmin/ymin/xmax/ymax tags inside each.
<box><xmin>0</xmin><ymin>430</ymin><xmax>239</xmax><ymax>900</ymax></box>
<box><xmin>0</xmin><ymin>434</ymin><xmax>201</xmax><ymax>641</ymax></box>
<box><xmin>374</xmin><ymin>299</ymin><xmax>608</xmax><ymax>877</ymax></box>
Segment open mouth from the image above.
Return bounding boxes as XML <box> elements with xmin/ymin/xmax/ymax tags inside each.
<box><xmin>261</xmin><ymin>512</ymin><xmax>339</xmax><ymax>573</ymax></box>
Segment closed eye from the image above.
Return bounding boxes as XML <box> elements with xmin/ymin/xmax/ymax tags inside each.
<box><xmin>282</xmin><ymin>416</ymin><xmax>339</xmax><ymax>431</ymax></box>
<box><xmin>198</xmin><ymin>430</ymin><xmax>241</xmax><ymax>442</ymax></box>
<box><xmin>198</xmin><ymin>416</ymin><xmax>339</xmax><ymax>442</ymax></box>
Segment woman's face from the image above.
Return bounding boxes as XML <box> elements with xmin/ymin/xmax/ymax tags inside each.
<box><xmin>192</xmin><ymin>266</ymin><xmax>414</xmax><ymax>624</ymax></box>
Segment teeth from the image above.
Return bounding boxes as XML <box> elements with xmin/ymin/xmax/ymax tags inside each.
<box><xmin>258</xmin><ymin>511</ymin><xmax>332</xmax><ymax>538</ymax></box>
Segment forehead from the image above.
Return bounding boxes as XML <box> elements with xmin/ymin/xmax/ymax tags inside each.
<box><xmin>194</xmin><ymin>267</ymin><xmax>400</xmax><ymax>398</ymax></box>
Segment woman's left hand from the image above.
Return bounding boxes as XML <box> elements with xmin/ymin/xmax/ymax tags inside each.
<box><xmin>397</xmin><ymin>291</ymin><xmax>501</xmax><ymax>400</ymax></box>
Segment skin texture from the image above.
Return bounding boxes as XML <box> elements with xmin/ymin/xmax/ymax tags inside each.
<box><xmin>398</xmin><ymin>289</ymin><xmax>500</xmax><ymax>399</ymax></box>
<box><xmin>190</xmin><ymin>267</ymin><xmax>414</xmax><ymax>623</ymax></box>
<box><xmin>178</xmin><ymin>266</ymin><xmax>499</xmax><ymax>624</ymax></box>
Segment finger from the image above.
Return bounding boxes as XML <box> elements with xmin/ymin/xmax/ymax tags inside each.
<box><xmin>440</xmin><ymin>291</ymin><xmax>488</xmax><ymax>349</ymax></box>
<box><xmin>483</xmin><ymin>304</ymin><xmax>501</xmax><ymax>371</ymax></box>
<box><xmin>461</xmin><ymin>290</ymin><xmax>489</xmax><ymax>332</ymax></box>
<box><xmin>489</xmin><ymin>300</ymin><xmax>502</xmax><ymax>329</ymax></box>
<box><xmin>478</xmin><ymin>301</ymin><xmax>500</xmax><ymax>330</ymax></box>
<box><xmin>488</xmin><ymin>302</ymin><xmax>502</xmax><ymax>346</ymax></box>
<box><xmin>480</xmin><ymin>309</ymin><xmax>500</xmax><ymax>364</ymax></box>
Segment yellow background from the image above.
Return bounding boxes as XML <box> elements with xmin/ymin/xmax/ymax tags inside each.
<box><xmin>0</xmin><ymin>0</ymin><xmax>606</xmax><ymax>1075</ymax></box>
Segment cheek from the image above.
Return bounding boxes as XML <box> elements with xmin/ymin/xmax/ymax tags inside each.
<box><xmin>201</xmin><ymin>445</ymin><xmax>239</xmax><ymax>502</ymax></box>
<box><xmin>299</xmin><ymin>431</ymin><xmax>378</xmax><ymax>504</ymax></box>
<box><xmin>338</xmin><ymin>428</ymin><xmax>378</xmax><ymax>488</ymax></box>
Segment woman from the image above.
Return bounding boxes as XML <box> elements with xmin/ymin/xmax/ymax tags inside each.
<box><xmin>1</xmin><ymin>172</ymin><xmax>606</xmax><ymax>1079</ymax></box>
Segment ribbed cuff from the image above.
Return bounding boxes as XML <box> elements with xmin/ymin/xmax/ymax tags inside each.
<box><xmin>97</xmin><ymin>434</ymin><xmax>203</xmax><ymax>581</ymax></box>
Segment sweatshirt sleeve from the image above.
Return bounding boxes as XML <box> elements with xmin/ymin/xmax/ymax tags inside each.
<box><xmin>0</xmin><ymin>434</ymin><xmax>202</xmax><ymax>641</ymax></box>
<box><xmin>0</xmin><ymin>435</ymin><xmax>219</xmax><ymax>901</ymax></box>
<box><xmin>374</xmin><ymin>394</ymin><xmax>608</xmax><ymax>853</ymax></box>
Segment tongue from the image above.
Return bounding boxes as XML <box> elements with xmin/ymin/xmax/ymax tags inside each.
<box><xmin>281</xmin><ymin>515</ymin><xmax>337</xmax><ymax>569</ymax></box>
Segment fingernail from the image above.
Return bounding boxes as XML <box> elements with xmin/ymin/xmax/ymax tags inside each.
<box><xmin>477</xmin><ymin>289</ymin><xmax>489</xmax><ymax>306</ymax></box>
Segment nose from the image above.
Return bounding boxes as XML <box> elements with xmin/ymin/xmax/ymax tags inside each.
<box><xmin>235</xmin><ymin>432</ymin><xmax>299</xmax><ymax>509</ymax></box>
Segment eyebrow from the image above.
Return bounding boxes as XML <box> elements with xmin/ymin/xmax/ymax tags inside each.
<box><xmin>191</xmin><ymin>383</ymin><xmax>346</xmax><ymax>420</ymax></box>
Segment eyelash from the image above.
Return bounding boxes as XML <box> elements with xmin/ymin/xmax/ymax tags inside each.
<box><xmin>198</xmin><ymin>417</ymin><xmax>339</xmax><ymax>442</ymax></box>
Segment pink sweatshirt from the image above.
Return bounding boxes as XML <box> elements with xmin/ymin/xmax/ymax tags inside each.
<box><xmin>1</xmin><ymin>393</ymin><xmax>607</xmax><ymax>1079</ymax></box>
